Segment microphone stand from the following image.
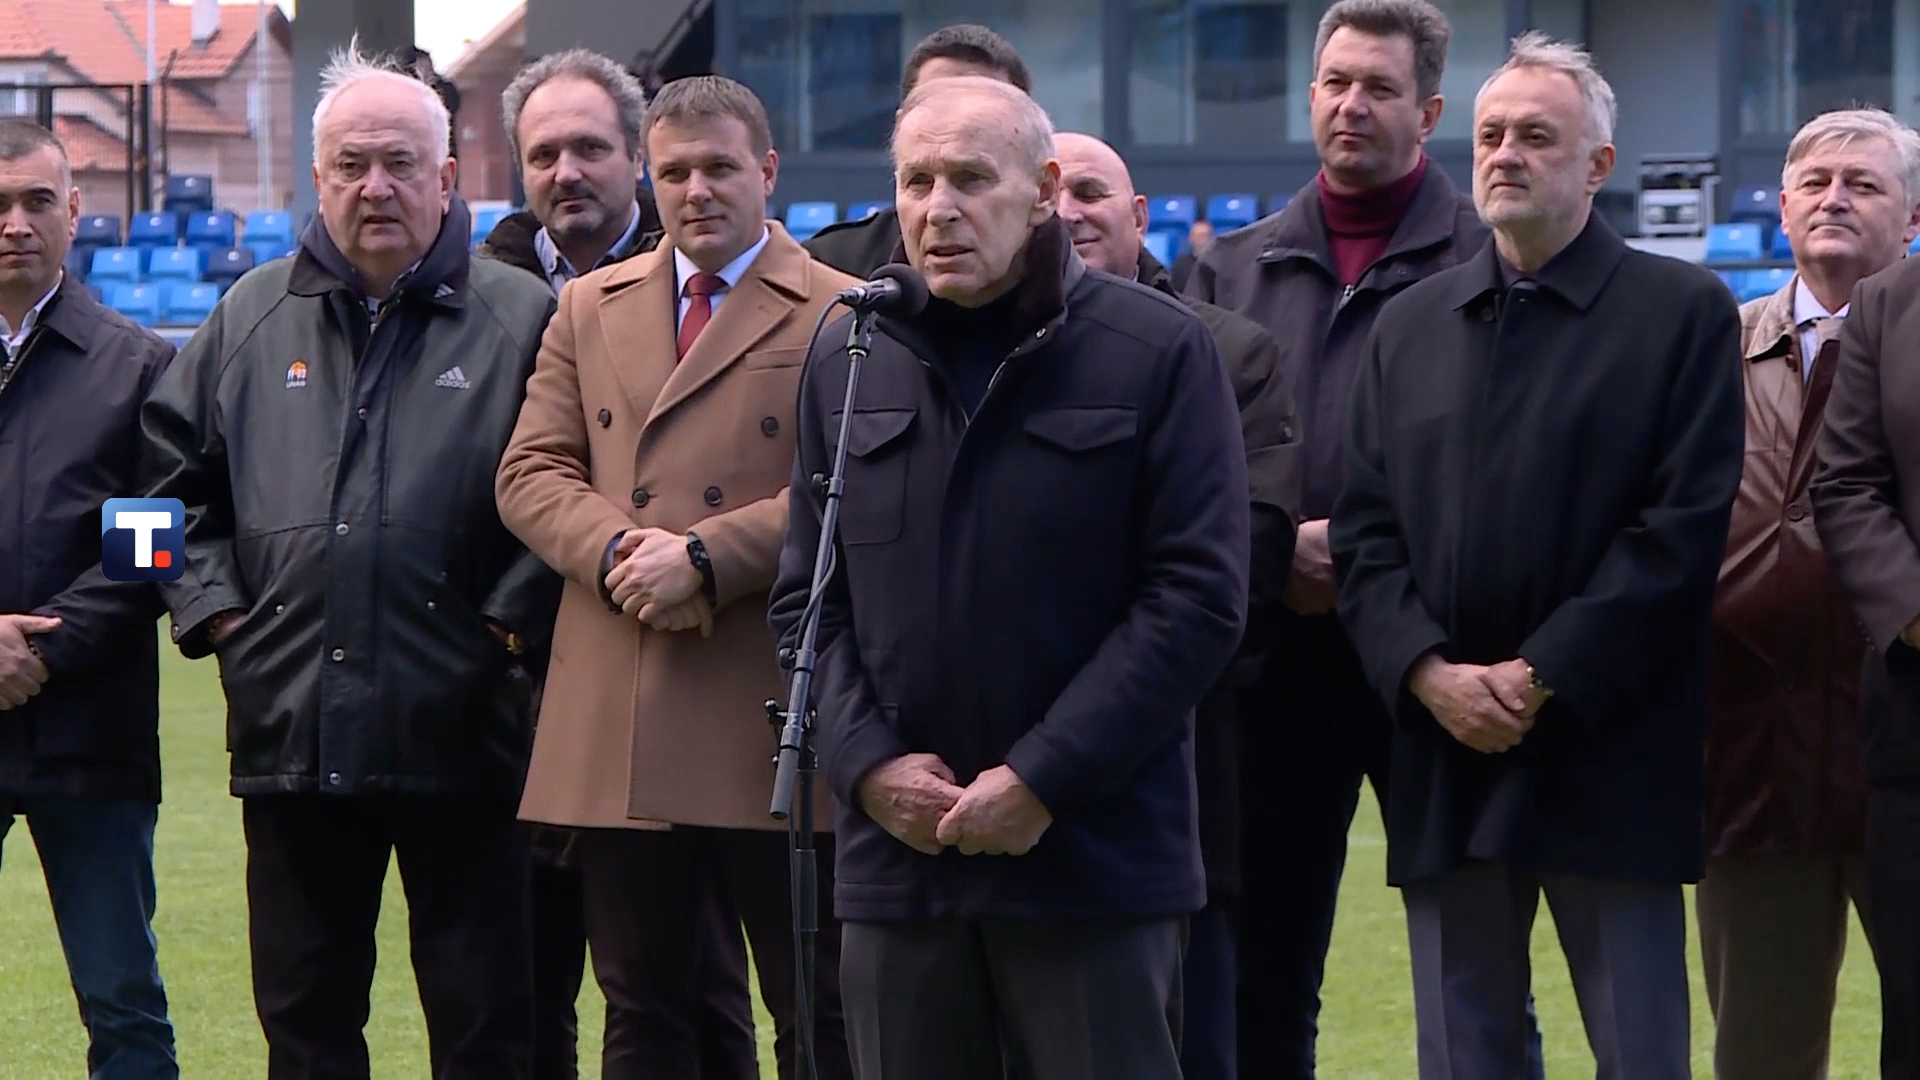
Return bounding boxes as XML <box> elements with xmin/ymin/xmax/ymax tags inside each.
<box><xmin>767</xmin><ymin>303</ymin><xmax>876</xmax><ymax>1080</ymax></box>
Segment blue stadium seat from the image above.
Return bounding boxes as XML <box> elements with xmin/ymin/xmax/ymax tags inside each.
<box><xmin>90</xmin><ymin>246</ymin><xmax>142</xmax><ymax>284</ymax></box>
<box><xmin>1206</xmin><ymin>193</ymin><xmax>1260</xmax><ymax>231</ymax></box>
<box><xmin>77</xmin><ymin>214</ymin><xmax>121</xmax><ymax>247</ymax></box>
<box><xmin>205</xmin><ymin>246</ymin><xmax>255</xmax><ymax>289</ymax></box>
<box><xmin>1770</xmin><ymin>227</ymin><xmax>1794</xmax><ymax>260</ymax></box>
<box><xmin>249</xmin><ymin>241</ymin><xmax>296</xmax><ymax>266</ymax></box>
<box><xmin>785</xmin><ymin>202</ymin><xmax>838</xmax><ymax>240</ymax></box>
<box><xmin>1729</xmin><ymin>186</ymin><xmax>1780</xmax><ymax>225</ymax></box>
<box><xmin>1705</xmin><ymin>223</ymin><xmax>1764</xmax><ymax>264</ymax></box>
<box><xmin>107</xmin><ymin>282</ymin><xmax>162</xmax><ymax>326</ymax></box>
<box><xmin>1143</xmin><ymin>231</ymin><xmax>1174</xmax><ymax>267</ymax></box>
<box><xmin>128</xmin><ymin>211</ymin><xmax>179</xmax><ymax>248</ymax></box>
<box><xmin>162</xmin><ymin>281</ymin><xmax>220</xmax><ymax>325</ymax></box>
<box><xmin>244</xmin><ymin>210</ymin><xmax>294</xmax><ymax>246</ymax></box>
<box><xmin>186</xmin><ymin>211</ymin><xmax>237</xmax><ymax>249</ymax></box>
<box><xmin>1911</xmin><ymin>234</ymin><xmax>1920</xmax><ymax>255</ymax></box>
<box><xmin>164</xmin><ymin>174</ymin><xmax>213</xmax><ymax>214</ymax></box>
<box><xmin>845</xmin><ymin>200</ymin><xmax>890</xmax><ymax>222</ymax></box>
<box><xmin>1736</xmin><ymin>267</ymin><xmax>1792</xmax><ymax>302</ymax></box>
<box><xmin>63</xmin><ymin>245</ymin><xmax>89</xmax><ymax>283</ymax></box>
<box><xmin>471</xmin><ymin>204</ymin><xmax>511</xmax><ymax>247</ymax></box>
<box><xmin>1268</xmin><ymin>193</ymin><xmax>1293</xmax><ymax>215</ymax></box>
<box><xmin>147</xmin><ymin>247</ymin><xmax>204</xmax><ymax>283</ymax></box>
<box><xmin>1147</xmin><ymin>195</ymin><xmax>1197</xmax><ymax>231</ymax></box>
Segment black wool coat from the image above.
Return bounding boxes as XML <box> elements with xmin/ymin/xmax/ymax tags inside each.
<box><xmin>1331</xmin><ymin>212</ymin><xmax>1745</xmax><ymax>886</ymax></box>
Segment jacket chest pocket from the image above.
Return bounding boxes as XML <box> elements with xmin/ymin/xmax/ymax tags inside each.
<box><xmin>1014</xmin><ymin>405</ymin><xmax>1141</xmax><ymax>527</ymax></box>
<box><xmin>831</xmin><ymin>407</ymin><xmax>917</xmax><ymax>545</ymax></box>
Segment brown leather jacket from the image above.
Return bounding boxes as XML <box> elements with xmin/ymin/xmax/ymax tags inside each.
<box><xmin>1707</xmin><ymin>278</ymin><xmax>1869</xmax><ymax>858</ymax></box>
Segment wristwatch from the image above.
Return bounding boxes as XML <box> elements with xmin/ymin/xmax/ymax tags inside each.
<box><xmin>686</xmin><ymin>531</ymin><xmax>718</xmax><ymax>603</ymax></box>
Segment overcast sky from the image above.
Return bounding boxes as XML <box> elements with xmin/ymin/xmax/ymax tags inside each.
<box><xmin>234</xmin><ymin>0</ymin><xmax>526</xmax><ymax>70</ymax></box>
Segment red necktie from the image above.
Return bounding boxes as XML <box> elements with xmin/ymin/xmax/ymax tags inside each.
<box><xmin>677</xmin><ymin>273</ymin><xmax>726</xmax><ymax>359</ymax></box>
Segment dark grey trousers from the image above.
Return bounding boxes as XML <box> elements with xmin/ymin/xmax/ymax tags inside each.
<box><xmin>1403</xmin><ymin>860</ymin><xmax>1692</xmax><ymax>1080</ymax></box>
<box><xmin>839</xmin><ymin>917</ymin><xmax>1185</xmax><ymax>1080</ymax></box>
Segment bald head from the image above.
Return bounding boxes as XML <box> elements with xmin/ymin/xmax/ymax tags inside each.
<box><xmin>1053</xmin><ymin>132</ymin><xmax>1149</xmax><ymax>277</ymax></box>
<box><xmin>891</xmin><ymin>75</ymin><xmax>1061</xmax><ymax>305</ymax></box>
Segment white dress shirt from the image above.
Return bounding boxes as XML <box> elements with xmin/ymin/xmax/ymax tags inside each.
<box><xmin>673</xmin><ymin>225</ymin><xmax>772</xmax><ymax>334</ymax></box>
<box><xmin>1792</xmin><ymin>276</ymin><xmax>1847</xmax><ymax>383</ymax></box>
<box><xmin>1</xmin><ymin>270</ymin><xmax>62</xmax><ymax>361</ymax></box>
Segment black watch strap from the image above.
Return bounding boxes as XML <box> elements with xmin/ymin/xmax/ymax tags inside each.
<box><xmin>686</xmin><ymin>532</ymin><xmax>717</xmax><ymax>603</ymax></box>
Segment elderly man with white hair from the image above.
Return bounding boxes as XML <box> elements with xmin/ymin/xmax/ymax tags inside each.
<box><xmin>1330</xmin><ymin>32</ymin><xmax>1744</xmax><ymax>1079</ymax></box>
<box><xmin>1701</xmin><ymin>106</ymin><xmax>1919</xmax><ymax>1080</ymax></box>
<box><xmin>140</xmin><ymin>40</ymin><xmax>559</xmax><ymax>1079</ymax></box>
<box><xmin>771</xmin><ymin>75</ymin><xmax>1249</xmax><ymax>1080</ymax></box>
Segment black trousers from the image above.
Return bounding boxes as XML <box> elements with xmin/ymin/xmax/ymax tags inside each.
<box><xmin>840</xmin><ymin>917</ymin><xmax>1185</xmax><ymax>1080</ymax></box>
<box><xmin>1237</xmin><ymin>617</ymin><xmax>1391</xmax><ymax>1080</ymax></box>
<box><xmin>528</xmin><ymin>835</ymin><xmax>756</xmax><ymax>1080</ymax></box>
<box><xmin>1868</xmin><ymin>782</ymin><xmax>1920</xmax><ymax>1080</ymax></box>
<box><xmin>242</xmin><ymin>794</ymin><xmax>535</xmax><ymax>1080</ymax></box>
<box><xmin>573</xmin><ymin>826</ymin><xmax>851</xmax><ymax>1080</ymax></box>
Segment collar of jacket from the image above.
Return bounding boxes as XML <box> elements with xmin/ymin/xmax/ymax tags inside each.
<box><xmin>881</xmin><ymin>213</ymin><xmax>1085</xmax><ymax>341</ymax></box>
<box><xmin>1442</xmin><ymin>209</ymin><xmax>1627</xmax><ymax>313</ymax></box>
<box><xmin>1136</xmin><ymin>247</ymin><xmax>1174</xmax><ymax>295</ymax></box>
<box><xmin>28</xmin><ymin>269</ymin><xmax>108</xmax><ymax>353</ymax></box>
<box><xmin>478</xmin><ymin>183</ymin><xmax>665</xmax><ymax>280</ymax></box>
<box><xmin>1743</xmin><ymin>276</ymin><xmax>1800</xmax><ymax>364</ymax></box>
<box><xmin>591</xmin><ymin>216</ymin><xmax>814</xmax><ymax>301</ymax></box>
<box><xmin>1254</xmin><ymin>159</ymin><xmax>1466</xmax><ymax>269</ymax></box>
<box><xmin>289</xmin><ymin>191</ymin><xmax>474</xmax><ymax>309</ymax></box>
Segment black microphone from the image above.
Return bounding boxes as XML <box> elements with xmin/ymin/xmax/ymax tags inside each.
<box><xmin>836</xmin><ymin>263</ymin><xmax>929</xmax><ymax>317</ymax></box>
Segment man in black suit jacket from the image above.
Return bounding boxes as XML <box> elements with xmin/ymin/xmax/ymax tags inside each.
<box><xmin>1331</xmin><ymin>34</ymin><xmax>1743</xmax><ymax>1079</ymax></box>
<box><xmin>0</xmin><ymin>119</ymin><xmax>179</xmax><ymax>1080</ymax></box>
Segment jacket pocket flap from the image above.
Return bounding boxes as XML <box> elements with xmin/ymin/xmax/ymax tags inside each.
<box><xmin>834</xmin><ymin>407</ymin><xmax>917</xmax><ymax>457</ymax></box>
<box><xmin>1023</xmin><ymin>405</ymin><xmax>1138</xmax><ymax>452</ymax></box>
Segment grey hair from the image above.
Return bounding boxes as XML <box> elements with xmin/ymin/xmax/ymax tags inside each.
<box><xmin>501</xmin><ymin>49</ymin><xmax>649</xmax><ymax>165</ymax></box>
<box><xmin>0</xmin><ymin>119</ymin><xmax>71</xmax><ymax>194</ymax></box>
<box><xmin>1478</xmin><ymin>30</ymin><xmax>1617</xmax><ymax>148</ymax></box>
<box><xmin>312</xmin><ymin>34</ymin><xmax>451</xmax><ymax>165</ymax></box>
<box><xmin>893</xmin><ymin>75</ymin><xmax>1055</xmax><ymax>178</ymax></box>
<box><xmin>1783</xmin><ymin>107</ymin><xmax>1920</xmax><ymax>206</ymax></box>
<box><xmin>1313</xmin><ymin>0</ymin><xmax>1453</xmax><ymax>101</ymax></box>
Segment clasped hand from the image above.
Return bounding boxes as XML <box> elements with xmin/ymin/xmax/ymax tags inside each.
<box><xmin>857</xmin><ymin>758</ymin><xmax>1052</xmax><ymax>856</ymax></box>
<box><xmin>1409</xmin><ymin>655</ymin><xmax>1550</xmax><ymax>754</ymax></box>
<box><xmin>0</xmin><ymin>614</ymin><xmax>60</xmax><ymax>709</ymax></box>
<box><xmin>603</xmin><ymin>527</ymin><xmax>712</xmax><ymax>635</ymax></box>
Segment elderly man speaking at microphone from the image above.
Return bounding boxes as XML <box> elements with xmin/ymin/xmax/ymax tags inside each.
<box><xmin>771</xmin><ymin>76</ymin><xmax>1250</xmax><ymax>1080</ymax></box>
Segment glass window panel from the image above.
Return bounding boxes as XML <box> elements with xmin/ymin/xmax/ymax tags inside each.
<box><xmin>1529</xmin><ymin>0</ymin><xmax>1587</xmax><ymax>45</ymax></box>
<box><xmin>736</xmin><ymin>0</ymin><xmax>1102</xmax><ymax>150</ymax></box>
<box><xmin>901</xmin><ymin>1</ymin><xmax>1105</xmax><ymax>135</ymax></box>
<box><xmin>1130</xmin><ymin>0</ymin><xmax>1296</xmax><ymax>144</ymax></box>
<box><xmin>1127</xmin><ymin>0</ymin><xmax>1507</xmax><ymax>144</ymax></box>
<box><xmin>1737</xmin><ymin>0</ymin><xmax>1909</xmax><ymax>137</ymax></box>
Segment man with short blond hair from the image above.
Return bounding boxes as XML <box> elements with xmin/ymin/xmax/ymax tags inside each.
<box><xmin>1701</xmin><ymin>106</ymin><xmax>1916</xmax><ymax>1080</ymax></box>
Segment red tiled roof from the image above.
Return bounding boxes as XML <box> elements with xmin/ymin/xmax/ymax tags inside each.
<box><xmin>53</xmin><ymin>114</ymin><xmax>130</xmax><ymax>172</ymax></box>
<box><xmin>0</xmin><ymin>0</ymin><xmax>283</xmax><ymax>93</ymax></box>
<box><xmin>107</xmin><ymin>1</ymin><xmax>282</xmax><ymax>81</ymax></box>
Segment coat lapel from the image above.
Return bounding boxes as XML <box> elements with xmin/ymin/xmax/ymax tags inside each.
<box><xmin>646</xmin><ymin>222</ymin><xmax>814</xmax><ymax>429</ymax></box>
<box><xmin>592</xmin><ymin>245</ymin><xmax>680</xmax><ymax>426</ymax></box>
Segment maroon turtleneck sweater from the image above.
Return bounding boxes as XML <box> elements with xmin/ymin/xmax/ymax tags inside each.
<box><xmin>1318</xmin><ymin>155</ymin><xmax>1429</xmax><ymax>286</ymax></box>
